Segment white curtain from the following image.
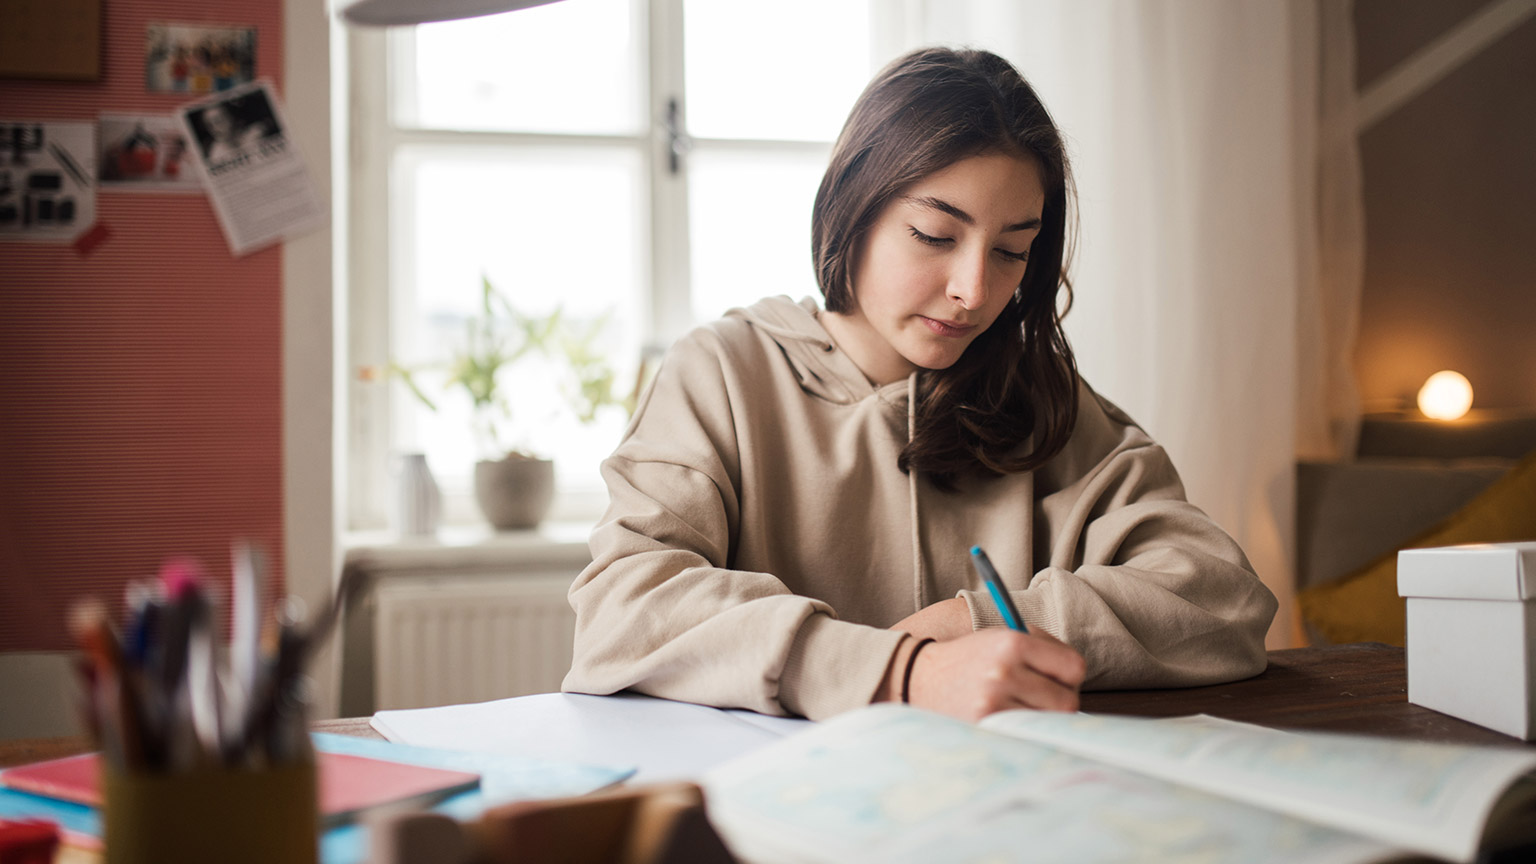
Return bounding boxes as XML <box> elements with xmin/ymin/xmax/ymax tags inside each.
<box><xmin>1298</xmin><ymin>2</ymin><xmax>1366</xmax><ymax>461</ymax></box>
<box><xmin>913</xmin><ymin>0</ymin><xmax>1359</xmax><ymax>648</ymax></box>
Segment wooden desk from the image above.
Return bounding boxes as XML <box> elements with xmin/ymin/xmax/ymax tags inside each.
<box><xmin>3</xmin><ymin>643</ymin><xmax>1527</xmax><ymax>771</ymax></box>
<box><xmin>2</xmin><ymin>644</ymin><xmax>1530</xmax><ymax>864</ymax></box>
<box><xmin>1082</xmin><ymin>642</ymin><xmax>1532</xmax><ymax>748</ymax></box>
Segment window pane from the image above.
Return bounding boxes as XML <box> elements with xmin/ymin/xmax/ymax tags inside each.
<box><xmin>404</xmin><ymin>0</ymin><xmax>643</xmax><ymax>135</ymax></box>
<box><xmin>391</xmin><ymin>146</ymin><xmax>645</xmax><ymax>505</ymax></box>
<box><xmin>684</xmin><ymin>0</ymin><xmax>872</xmax><ymax>141</ymax></box>
<box><xmin>688</xmin><ymin>147</ymin><xmax>829</xmax><ymax>323</ymax></box>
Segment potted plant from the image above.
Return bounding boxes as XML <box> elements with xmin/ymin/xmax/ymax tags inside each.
<box><xmin>392</xmin><ymin>276</ymin><xmax>622</xmax><ymax>530</ymax></box>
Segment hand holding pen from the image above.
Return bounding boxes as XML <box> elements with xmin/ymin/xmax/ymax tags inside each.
<box><xmin>884</xmin><ymin>546</ymin><xmax>1086</xmax><ymax>721</ymax></box>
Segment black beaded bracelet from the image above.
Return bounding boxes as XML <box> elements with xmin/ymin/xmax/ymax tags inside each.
<box><xmin>901</xmin><ymin>638</ymin><xmax>936</xmax><ymax>704</ymax></box>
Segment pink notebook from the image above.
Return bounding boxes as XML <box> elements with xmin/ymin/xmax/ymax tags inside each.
<box><xmin>0</xmin><ymin>751</ymin><xmax>479</xmax><ymax>824</ymax></box>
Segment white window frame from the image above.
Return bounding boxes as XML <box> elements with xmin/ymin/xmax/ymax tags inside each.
<box><xmin>345</xmin><ymin>0</ymin><xmax>920</xmax><ymax>533</ymax></box>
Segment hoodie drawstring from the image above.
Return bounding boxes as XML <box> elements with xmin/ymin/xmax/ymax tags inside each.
<box><xmin>908</xmin><ymin>372</ymin><xmax>925</xmax><ymax>613</ymax></box>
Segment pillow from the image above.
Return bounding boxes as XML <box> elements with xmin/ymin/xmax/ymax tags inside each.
<box><xmin>1298</xmin><ymin>447</ymin><xmax>1536</xmax><ymax>645</ymax></box>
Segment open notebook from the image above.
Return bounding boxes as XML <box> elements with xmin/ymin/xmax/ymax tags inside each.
<box><xmin>704</xmin><ymin>704</ymin><xmax>1536</xmax><ymax>864</ymax></box>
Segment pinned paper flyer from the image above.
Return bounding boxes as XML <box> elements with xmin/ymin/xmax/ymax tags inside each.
<box><xmin>176</xmin><ymin>79</ymin><xmax>325</xmax><ymax>256</ymax></box>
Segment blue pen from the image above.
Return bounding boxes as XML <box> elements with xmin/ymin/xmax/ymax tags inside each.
<box><xmin>969</xmin><ymin>546</ymin><xmax>1028</xmax><ymax>633</ymax></box>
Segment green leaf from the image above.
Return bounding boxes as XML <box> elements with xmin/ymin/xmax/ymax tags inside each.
<box><xmin>388</xmin><ymin>361</ymin><xmax>440</xmax><ymax>413</ymax></box>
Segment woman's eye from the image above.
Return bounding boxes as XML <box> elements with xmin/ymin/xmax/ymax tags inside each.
<box><xmin>996</xmin><ymin>248</ymin><xmax>1030</xmax><ymax>264</ymax></box>
<box><xmin>907</xmin><ymin>226</ymin><xmax>951</xmax><ymax>247</ymax></box>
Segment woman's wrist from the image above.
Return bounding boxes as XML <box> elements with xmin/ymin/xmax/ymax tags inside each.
<box><xmin>873</xmin><ymin>634</ymin><xmax>917</xmax><ymax>704</ymax></box>
<box><xmin>900</xmin><ymin>638</ymin><xmax>936</xmax><ymax>703</ymax></box>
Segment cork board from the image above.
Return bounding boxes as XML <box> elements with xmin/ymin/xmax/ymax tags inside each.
<box><xmin>0</xmin><ymin>0</ymin><xmax>102</xmax><ymax>81</ymax></box>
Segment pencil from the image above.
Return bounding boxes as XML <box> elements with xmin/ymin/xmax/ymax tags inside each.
<box><xmin>969</xmin><ymin>546</ymin><xmax>1028</xmax><ymax>633</ymax></box>
<box><xmin>47</xmin><ymin>142</ymin><xmax>90</xmax><ymax>188</ymax></box>
<box><xmin>69</xmin><ymin>599</ymin><xmax>142</xmax><ymax>768</ymax></box>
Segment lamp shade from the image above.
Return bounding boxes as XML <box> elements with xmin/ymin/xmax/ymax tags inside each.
<box><xmin>337</xmin><ymin>0</ymin><xmax>564</xmax><ymax>26</ymax></box>
<box><xmin>1417</xmin><ymin>370</ymin><xmax>1474</xmax><ymax>421</ymax></box>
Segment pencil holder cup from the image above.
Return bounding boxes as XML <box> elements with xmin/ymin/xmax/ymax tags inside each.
<box><xmin>103</xmin><ymin>760</ymin><xmax>319</xmax><ymax>864</ymax></box>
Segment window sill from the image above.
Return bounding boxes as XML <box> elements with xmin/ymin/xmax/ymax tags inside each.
<box><xmin>342</xmin><ymin>520</ymin><xmax>594</xmax><ymax>575</ymax></box>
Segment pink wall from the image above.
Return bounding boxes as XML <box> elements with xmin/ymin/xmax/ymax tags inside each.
<box><xmin>0</xmin><ymin>0</ymin><xmax>286</xmax><ymax>651</ymax></box>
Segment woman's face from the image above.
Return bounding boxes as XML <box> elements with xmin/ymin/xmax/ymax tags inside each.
<box><xmin>827</xmin><ymin>151</ymin><xmax>1046</xmax><ymax>386</ymax></box>
<box><xmin>204</xmin><ymin>106</ymin><xmax>235</xmax><ymax>142</ymax></box>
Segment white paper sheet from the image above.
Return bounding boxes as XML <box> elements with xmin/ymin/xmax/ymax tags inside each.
<box><xmin>372</xmin><ymin>692</ymin><xmax>813</xmax><ymax>785</ymax></box>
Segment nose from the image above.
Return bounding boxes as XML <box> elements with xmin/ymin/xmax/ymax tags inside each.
<box><xmin>946</xmin><ymin>248</ymin><xmax>990</xmax><ymax>311</ymax></box>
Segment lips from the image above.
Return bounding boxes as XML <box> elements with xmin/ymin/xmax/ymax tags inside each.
<box><xmin>919</xmin><ymin>316</ymin><xmax>977</xmax><ymax>338</ymax></box>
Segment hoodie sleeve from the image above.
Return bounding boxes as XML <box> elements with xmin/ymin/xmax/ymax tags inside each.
<box><xmin>561</xmin><ymin>329</ymin><xmax>905</xmax><ymax>718</ymax></box>
<box><xmin>958</xmin><ymin>390</ymin><xmax>1277</xmax><ymax>689</ymax></box>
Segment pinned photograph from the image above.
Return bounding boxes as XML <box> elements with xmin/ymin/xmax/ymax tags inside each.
<box><xmin>176</xmin><ymin>80</ymin><xmax>324</xmax><ymax>256</ymax></box>
<box><xmin>0</xmin><ymin>120</ymin><xmax>98</xmax><ymax>243</ymax></box>
<box><xmin>145</xmin><ymin>23</ymin><xmax>256</xmax><ymax>94</ymax></box>
<box><xmin>97</xmin><ymin>114</ymin><xmax>199</xmax><ymax>192</ymax></box>
<box><xmin>182</xmin><ymin>88</ymin><xmax>280</xmax><ymax>171</ymax></box>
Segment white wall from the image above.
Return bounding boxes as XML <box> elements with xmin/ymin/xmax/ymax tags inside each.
<box><xmin>284</xmin><ymin>0</ymin><xmax>343</xmax><ymax>719</ymax></box>
<box><xmin>0</xmin><ymin>654</ymin><xmax>81</xmax><ymax>739</ymax></box>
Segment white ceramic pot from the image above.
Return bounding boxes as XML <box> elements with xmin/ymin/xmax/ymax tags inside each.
<box><xmin>473</xmin><ymin>456</ymin><xmax>555</xmax><ymax>530</ymax></box>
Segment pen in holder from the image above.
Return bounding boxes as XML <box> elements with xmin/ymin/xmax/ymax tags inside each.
<box><xmin>71</xmin><ymin>543</ymin><xmax>359</xmax><ymax>864</ymax></box>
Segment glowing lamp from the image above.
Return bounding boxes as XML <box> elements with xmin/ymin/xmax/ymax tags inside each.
<box><xmin>1417</xmin><ymin>370</ymin><xmax>1473</xmax><ymax>421</ymax></box>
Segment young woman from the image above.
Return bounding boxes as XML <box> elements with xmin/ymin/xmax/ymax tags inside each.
<box><xmin>563</xmin><ymin>47</ymin><xmax>1277</xmax><ymax>722</ymax></box>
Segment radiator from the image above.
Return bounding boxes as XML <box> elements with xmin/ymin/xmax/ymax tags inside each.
<box><xmin>373</xmin><ymin>575</ymin><xmax>577</xmax><ymax>711</ymax></box>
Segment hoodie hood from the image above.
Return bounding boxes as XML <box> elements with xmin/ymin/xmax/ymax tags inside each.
<box><xmin>729</xmin><ymin>294</ymin><xmax>928</xmax><ymax>611</ymax></box>
<box><xmin>727</xmin><ymin>295</ymin><xmax>909</xmax><ymax>407</ymax></box>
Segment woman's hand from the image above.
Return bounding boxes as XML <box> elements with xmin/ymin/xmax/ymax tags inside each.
<box><xmin>876</xmin><ymin>628</ymin><xmax>1085</xmax><ymax>722</ymax></box>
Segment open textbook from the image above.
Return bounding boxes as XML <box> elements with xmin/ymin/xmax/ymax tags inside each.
<box><xmin>703</xmin><ymin>704</ymin><xmax>1536</xmax><ymax>864</ymax></box>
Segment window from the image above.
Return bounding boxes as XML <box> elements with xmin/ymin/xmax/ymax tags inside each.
<box><xmin>348</xmin><ymin>0</ymin><xmax>908</xmax><ymax>531</ymax></box>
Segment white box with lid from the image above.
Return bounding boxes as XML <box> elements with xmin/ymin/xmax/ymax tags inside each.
<box><xmin>1396</xmin><ymin>542</ymin><xmax>1536</xmax><ymax>740</ymax></box>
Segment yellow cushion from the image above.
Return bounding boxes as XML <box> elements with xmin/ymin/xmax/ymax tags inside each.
<box><xmin>1298</xmin><ymin>448</ymin><xmax>1536</xmax><ymax>645</ymax></box>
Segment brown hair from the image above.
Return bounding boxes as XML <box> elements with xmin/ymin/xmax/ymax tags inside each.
<box><xmin>812</xmin><ymin>47</ymin><xmax>1080</xmax><ymax>490</ymax></box>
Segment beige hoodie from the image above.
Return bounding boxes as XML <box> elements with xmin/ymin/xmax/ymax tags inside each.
<box><xmin>564</xmin><ymin>295</ymin><xmax>1277</xmax><ymax>720</ymax></box>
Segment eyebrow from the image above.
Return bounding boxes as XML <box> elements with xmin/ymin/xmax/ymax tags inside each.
<box><xmin>904</xmin><ymin>195</ymin><xmax>1042</xmax><ymax>233</ymax></box>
